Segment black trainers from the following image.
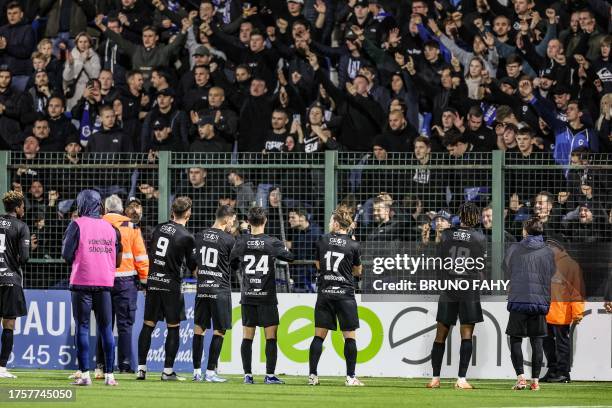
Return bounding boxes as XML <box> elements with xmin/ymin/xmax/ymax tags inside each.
<box><xmin>161</xmin><ymin>372</ymin><xmax>185</xmax><ymax>381</ymax></box>
<box><xmin>120</xmin><ymin>367</ymin><xmax>135</xmax><ymax>374</ymax></box>
<box><xmin>548</xmin><ymin>374</ymin><xmax>571</xmax><ymax>383</ymax></box>
<box><xmin>136</xmin><ymin>370</ymin><xmax>146</xmax><ymax>380</ymax></box>
<box><xmin>539</xmin><ymin>371</ymin><xmax>556</xmax><ymax>382</ymax></box>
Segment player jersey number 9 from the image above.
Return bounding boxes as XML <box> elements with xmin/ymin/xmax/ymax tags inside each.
<box><xmin>155</xmin><ymin>237</ymin><xmax>169</xmax><ymax>257</ymax></box>
<box><xmin>244</xmin><ymin>255</ymin><xmax>269</xmax><ymax>275</ymax></box>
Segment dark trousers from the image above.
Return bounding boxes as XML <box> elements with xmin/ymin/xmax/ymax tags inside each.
<box><xmin>71</xmin><ymin>290</ymin><xmax>114</xmax><ymax>373</ymax></box>
<box><xmin>96</xmin><ymin>277</ymin><xmax>138</xmax><ymax>370</ymax></box>
<box><xmin>543</xmin><ymin>323</ymin><xmax>571</xmax><ymax>376</ymax></box>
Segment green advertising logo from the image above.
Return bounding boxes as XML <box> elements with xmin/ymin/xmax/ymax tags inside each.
<box><xmin>220</xmin><ymin>305</ymin><xmax>383</xmax><ymax>364</ymax></box>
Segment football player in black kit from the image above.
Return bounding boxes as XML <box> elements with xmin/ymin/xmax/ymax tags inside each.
<box><xmin>0</xmin><ymin>192</ymin><xmax>30</xmax><ymax>379</ymax></box>
<box><xmin>230</xmin><ymin>206</ymin><xmax>294</xmax><ymax>385</ymax></box>
<box><xmin>308</xmin><ymin>205</ymin><xmax>363</xmax><ymax>386</ymax></box>
<box><xmin>137</xmin><ymin>197</ymin><xmax>196</xmax><ymax>381</ymax></box>
<box><xmin>192</xmin><ymin>205</ymin><xmax>236</xmax><ymax>382</ymax></box>
<box><xmin>427</xmin><ymin>202</ymin><xmax>487</xmax><ymax>390</ymax></box>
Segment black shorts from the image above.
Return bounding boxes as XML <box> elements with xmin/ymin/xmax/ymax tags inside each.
<box><xmin>0</xmin><ymin>285</ymin><xmax>26</xmax><ymax>318</ymax></box>
<box><xmin>436</xmin><ymin>295</ymin><xmax>483</xmax><ymax>326</ymax></box>
<box><xmin>314</xmin><ymin>297</ymin><xmax>359</xmax><ymax>332</ymax></box>
<box><xmin>143</xmin><ymin>290</ymin><xmax>185</xmax><ymax>324</ymax></box>
<box><xmin>506</xmin><ymin>311</ymin><xmax>547</xmax><ymax>338</ymax></box>
<box><xmin>194</xmin><ymin>293</ymin><xmax>232</xmax><ymax>330</ymax></box>
<box><xmin>241</xmin><ymin>304</ymin><xmax>279</xmax><ymax>328</ymax></box>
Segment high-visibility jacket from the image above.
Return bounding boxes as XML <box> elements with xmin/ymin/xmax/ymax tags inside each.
<box><xmin>103</xmin><ymin>212</ymin><xmax>149</xmax><ymax>282</ymax></box>
<box><xmin>546</xmin><ymin>250</ymin><xmax>585</xmax><ymax>325</ymax></box>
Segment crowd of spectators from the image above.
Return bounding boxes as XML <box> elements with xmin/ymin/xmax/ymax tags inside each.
<box><xmin>0</xmin><ymin>0</ymin><xmax>610</xmax><ymax>290</ymax></box>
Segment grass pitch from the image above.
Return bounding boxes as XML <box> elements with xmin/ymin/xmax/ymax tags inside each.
<box><xmin>1</xmin><ymin>370</ymin><xmax>611</xmax><ymax>408</ymax></box>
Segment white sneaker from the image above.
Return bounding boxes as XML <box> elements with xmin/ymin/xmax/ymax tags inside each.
<box><xmin>68</xmin><ymin>370</ymin><xmax>82</xmax><ymax>379</ymax></box>
<box><xmin>345</xmin><ymin>376</ymin><xmax>364</xmax><ymax>386</ymax></box>
<box><xmin>308</xmin><ymin>374</ymin><xmax>319</xmax><ymax>386</ymax></box>
<box><xmin>0</xmin><ymin>369</ymin><xmax>17</xmax><ymax>379</ymax></box>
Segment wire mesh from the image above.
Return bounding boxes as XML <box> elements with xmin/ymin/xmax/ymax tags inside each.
<box><xmin>169</xmin><ymin>152</ymin><xmax>326</xmax><ymax>292</ymax></box>
<box><xmin>9</xmin><ymin>152</ymin><xmax>157</xmax><ymax>288</ymax></box>
<box><xmin>504</xmin><ymin>152</ymin><xmax>612</xmax><ymax>300</ymax></box>
<box><xmin>7</xmin><ymin>150</ymin><xmax>611</xmax><ymax>299</ymax></box>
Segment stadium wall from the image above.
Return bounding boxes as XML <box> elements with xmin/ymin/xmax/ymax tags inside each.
<box><xmin>8</xmin><ymin>291</ymin><xmax>612</xmax><ymax>380</ymax></box>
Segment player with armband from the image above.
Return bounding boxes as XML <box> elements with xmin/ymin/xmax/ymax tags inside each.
<box><xmin>427</xmin><ymin>202</ymin><xmax>487</xmax><ymax>390</ymax></box>
<box><xmin>230</xmin><ymin>206</ymin><xmax>294</xmax><ymax>385</ymax></box>
<box><xmin>308</xmin><ymin>205</ymin><xmax>363</xmax><ymax>386</ymax></box>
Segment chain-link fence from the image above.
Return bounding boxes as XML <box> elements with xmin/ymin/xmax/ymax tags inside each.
<box><xmin>7</xmin><ymin>152</ymin><xmax>157</xmax><ymax>288</ymax></box>
<box><xmin>2</xmin><ymin>151</ymin><xmax>610</xmax><ymax>298</ymax></box>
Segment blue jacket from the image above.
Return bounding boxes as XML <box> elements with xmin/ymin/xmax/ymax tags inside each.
<box><xmin>504</xmin><ymin>235</ymin><xmax>555</xmax><ymax>315</ymax></box>
<box><xmin>530</xmin><ymin>96</ymin><xmax>599</xmax><ymax>167</ymax></box>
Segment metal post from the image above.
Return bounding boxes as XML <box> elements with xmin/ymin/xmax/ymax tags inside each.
<box><xmin>158</xmin><ymin>151</ymin><xmax>170</xmax><ymax>223</ymax></box>
<box><xmin>0</xmin><ymin>151</ymin><xmax>9</xmax><ymax>199</ymax></box>
<box><xmin>324</xmin><ymin>150</ymin><xmax>337</xmax><ymax>233</ymax></box>
<box><xmin>491</xmin><ymin>150</ymin><xmax>504</xmax><ymax>280</ymax></box>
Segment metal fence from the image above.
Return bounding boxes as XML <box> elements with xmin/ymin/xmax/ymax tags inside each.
<box><xmin>1</xmin><ymin>151</ymin><xmax>610</xmax><ymax>297</ymax></box>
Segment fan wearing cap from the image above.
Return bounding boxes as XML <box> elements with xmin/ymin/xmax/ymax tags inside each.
<box><xmin>343</xmin><ymin>0</ymin><xmax>381</xmax><ymax>45</ymax></box>
<box><xmin>141</xmin><ymin>87</ymin><xmax>188</xmax><ymax>152</ymax></box>
<box><xmin>87</xmin><ymin>105</ymin><xmax>132</xmax><ymax>153</ymax></box>
<box><xmin>189</xmin><ymin>113</ymin><xmax>231</xmax><ymax>153</ymax></box>
<box><xmin>95</xmin><ymin>14</ymin><xmax>190</xmax><ymax>86</ymax></box>
<box><xmin>563</xmin><ymin>202</ymin><xmax>606</xmax><ymax>243</ymax></box>
<box><xmin>315</xmin><ymin>26</ymin><xmax>369</xmax><ymax>89</ymax></box>
<box><xmin>147</xmin><ymin>116</ymin><xmax>185</xmax><ymax>153</ymax></box>
<box><xmin>180</xmin><ymin>45</ymin><xmax>213</xmax><ymax>93</ymax></box>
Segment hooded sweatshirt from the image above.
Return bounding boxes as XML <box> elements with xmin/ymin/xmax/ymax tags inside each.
<box><xmin>62</xmin><ymin>189</ymin><xmax>122</xmax><ymax>290</ymax></box>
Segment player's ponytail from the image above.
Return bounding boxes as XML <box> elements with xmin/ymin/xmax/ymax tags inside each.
<box><xmin>332</xmin><ymin>205</ymin><xmax>353</xmax><ymax>231</ymax></box>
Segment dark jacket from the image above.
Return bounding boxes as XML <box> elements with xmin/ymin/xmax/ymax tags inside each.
<box><xmin>40</xmin><ymin>0</ymin><xmax>95</xmax><ymax>37</ymax></box>
<box><xmin>141</xmin><ymin>109</ymin><xmax>188</xmax><ymax>152</ymax></box>
<box><xmin>87</xmin><ymin>127</ymin><xmax>132</xmax><ymax>153</ymax></box>
<box><xmin>315</xmin><ymin>68</ymin><xmax>385</xmax><ymax>151</ymax></box>
<box><xmin>504</xmin><ymin>235</ymin><xmax>555</xmax><ymax>315</ymax></box>
<box><xmin>0</xmin><ymin>20</ymin><xmax>35</xmax><ymax>75</ymax></box>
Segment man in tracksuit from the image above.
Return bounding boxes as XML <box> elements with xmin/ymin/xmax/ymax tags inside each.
<box><xmin>503</xmin><ymin>217</ymin><xmax>555</xmax><ymax>391</ymax></box>
<box><xmin>94</xmin><ymin>195</ymin><xmax>149</xmax><ymax>375</ymax></box>
<box><xmin>62</xmin><ymin>189</ymin><xmax>122</xmax><ymax>386</ymax></box>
